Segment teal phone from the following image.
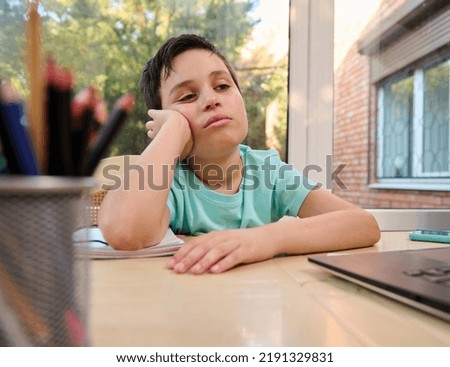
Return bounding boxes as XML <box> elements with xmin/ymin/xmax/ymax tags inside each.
<box><xmin>409</xmin><ymin>229</ymin><xmax>450</xmax><ymax>244</ymax></box>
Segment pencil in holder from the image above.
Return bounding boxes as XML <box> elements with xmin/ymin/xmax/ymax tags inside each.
<box><xmin>0</xmin><ymin>176</ymin><xmax>95</xmax><ymax>346</ymax></box>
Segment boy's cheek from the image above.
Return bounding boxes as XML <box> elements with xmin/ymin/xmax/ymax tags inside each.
<box><xmin>171</xmin><ymin>106</ymin><xmax>197</xmax><ymax>129</ymax></box>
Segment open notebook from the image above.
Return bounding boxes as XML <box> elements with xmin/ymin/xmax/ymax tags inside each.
<box><xmin>73</xmin><ymin>227</ymin><xmax>184</xmax><ymax>259</ymax></box>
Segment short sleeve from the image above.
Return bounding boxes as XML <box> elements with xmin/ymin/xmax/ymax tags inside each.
<box><xmin>167</xmin><ymin>164</ymin><xmax>187</xmax><ymax>233</ymax></box>
<box><xmin>270</xmin><ymin>155</ymin><xmax>316</xmax><ymax>220</ymax></box>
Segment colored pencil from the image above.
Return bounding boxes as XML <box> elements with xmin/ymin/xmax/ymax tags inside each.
<box><xmin>45</xmin><ymin>60</ymin><xmax>75</xmax><ymax>176</ymax></box>
<box><xmin>25</xmin><ymin>0</ymin><xmax>46</xmax><ymax>172</ymax></box>
<box><xmin>71</xmin><ymin>86</ymin><xmax>95</xmax><ymax>175</ymax></box>
<box><xmin>82</xmin><ymin>93</ymin><xmax>134</xmax><ymax>175</ymax></box>
<box><xmin>0</xmin><ymin>79</ymin><xmax>39</xmax><ymax>175</ymax></box>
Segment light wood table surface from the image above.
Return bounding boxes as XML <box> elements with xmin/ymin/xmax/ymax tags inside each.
<box><xmin>90</xmin><ymin>231</ymin><xmax>450</xmax><ymax>346</ymax></box>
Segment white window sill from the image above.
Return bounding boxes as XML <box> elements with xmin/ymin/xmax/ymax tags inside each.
<box><xmin>366</xmin><ymin>208</ymin><xmax>450</xmax><ymax>231</ymax></box>
<box><xmin>369</xmin><ymin>180</ymin><xmax>450</xmax><ymax>191</ymax></box>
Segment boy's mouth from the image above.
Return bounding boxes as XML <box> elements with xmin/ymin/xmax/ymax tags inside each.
<box><xmin>204</xmin><ymin>114</ymin><xmax>231</xmax><ymax>128</ymax></box>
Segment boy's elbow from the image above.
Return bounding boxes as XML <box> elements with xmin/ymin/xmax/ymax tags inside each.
<box><xmin>98</xmin><ymin>210</ymin><xmax>165</xmax><ymax>251</ymax></box>
<box><xmin>363</xmin><ymin>210</ymin><xmax>381</xmax><ymax>245</ymax></box>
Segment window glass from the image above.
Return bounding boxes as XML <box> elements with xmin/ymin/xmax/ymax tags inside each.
<box><xmin>0</xmin><ymin>0</ymin><xmax>289</xmax><ymax>163</ymax></box>
<box><xmin>423</xmin><ymin>59</ymin><xmax>450</xmax><ymax>175</ymax></box>
<box><xmin>379</xmin><ymin>74</ymin><xmax>413</xmax><ymax>178</ymax></box>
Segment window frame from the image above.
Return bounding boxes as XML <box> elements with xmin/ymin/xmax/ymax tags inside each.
<box><xmin>287</xmin><ymin>0</ymin><xmax>333</xmax><ymax>190</ymax></box>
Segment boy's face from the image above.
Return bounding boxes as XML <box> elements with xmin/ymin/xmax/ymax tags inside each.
<box><xmin>159</xmin><ymin>49</ymin><xmax>248</xmax><ymax>160</ymax></box>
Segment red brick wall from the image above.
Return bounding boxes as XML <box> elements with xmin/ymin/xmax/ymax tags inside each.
<box><xmin>332</xmin><ymin>0</ymin><xmax>449</xmax><ymax>208</ymax></box>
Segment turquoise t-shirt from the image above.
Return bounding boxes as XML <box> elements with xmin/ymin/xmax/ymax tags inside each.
<box><xmin>167</xmin><ymin>145</ymin><xmax>314</xmax><ymax>235</ymax></box>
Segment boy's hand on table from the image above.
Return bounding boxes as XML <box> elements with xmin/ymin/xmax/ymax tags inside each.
<box><xmin>166</xmin><ymin>227</ymin><xmax>276</xmax><ymax>274</ymax></box>
<box><xmin>146</xmin><ymin>109</ymin><xmax>193</xmax><ymax>159</ymax></box>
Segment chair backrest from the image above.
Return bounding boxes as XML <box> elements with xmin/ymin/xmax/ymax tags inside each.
<box><xmin>89</xmin><ymin>155</ymin><xmax>139</xmax><ymax>225</ymax></box>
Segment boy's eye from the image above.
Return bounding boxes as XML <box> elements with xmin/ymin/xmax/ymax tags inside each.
<box><xmin>178</xmin><ymin>93</ymin><xmax>196</xmax><ymax>102</ymax></box>
<box><xmin>215</xmin><ymin>84</ymin><xmax>230</xmax><ymax>91</ymax></box>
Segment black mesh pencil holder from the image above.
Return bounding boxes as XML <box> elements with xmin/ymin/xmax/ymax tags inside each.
<box><xmin>0</xmin><ymin>177</ymin><xmax>95</xmax><ymax>346</ymax></box>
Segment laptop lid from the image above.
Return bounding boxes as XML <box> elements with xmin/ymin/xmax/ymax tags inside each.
<box><xmin>308</xmin><ymin>247</ymin><xmax>450</xmax><ymax>322</ymax></box>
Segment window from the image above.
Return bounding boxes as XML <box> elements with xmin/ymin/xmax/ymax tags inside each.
<box><xmin>0</xmin><ymin>0</ymin><xmax>289</xmax><ymax>163</ymax></box>
<box><xmin>377</xmin><ymin>56</ymin><xmax>450</xmax><ymax>179</ymax></box>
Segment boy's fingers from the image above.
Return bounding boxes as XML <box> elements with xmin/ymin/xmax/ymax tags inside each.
<box><xmin>168</xmin><ymin>233</ymin><xmax>242</xmax><ymax>274</ymax></box>
<box><xmin>209</xmin><ymin>247</ymin><xmax>242</xmax><ymax>273</ymax></box>
<box><xmin>147</xmin><ymin>109</ymin><xmax>158</xmax><ymax>117</ymax></box>
<box><xmin>189</xmin><ymin>247</ymin><xmax>228</xmax><ymax>274</ymax></box>
<box><xmin>171</xmin><ymin>242</ymin><xmax>210</xmax><ymax>273</ymax></box>
<box><xmin>171</xmin><ymin>240</ymin><xmax>197</xmax><ymax>262</ymax></box>
<box><xmin>147</xmin><ymin>108</ymin><xmax>171</xmax><ymax>119</ymax></box>
<box><xmin>174</xmin><ymin>240</ymin><xmax>241</xmax><ymax>274</ymax></box>
<box><xmin>210</xmin><ymin>255</ymin><xmax>236</xmax><ymax>273</ymax></box>
<box><xmin>199</xmin><ymin>243</ymin><xmax>240</xmax><ymax>271</ymax></box>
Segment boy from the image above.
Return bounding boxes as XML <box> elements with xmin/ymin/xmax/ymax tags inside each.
<box><xmin>98</xmin><ymin>34</ymin><xmax>380</xmax><ymax>274</ymax></box>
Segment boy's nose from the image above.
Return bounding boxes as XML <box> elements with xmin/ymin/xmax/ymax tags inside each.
<box><xmin>203</xmin><ymin>94</ymin><xmax>221</xmax><ymax>111</ymax></box>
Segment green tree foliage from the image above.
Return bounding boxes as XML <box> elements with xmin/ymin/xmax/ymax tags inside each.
<box><xmin>0</xmin><ymin>0</ymin><xmax>287</xmax><ymax>159</ymax></box>
<box><xmin>0</xmin><ymin>1</ymin><xmax>29</xmax><ymax>94</ymax></box>
<box><xmin>237</xmin><ymin>46</ymin><xmax>288</xmax><ymax>160</ymax></box>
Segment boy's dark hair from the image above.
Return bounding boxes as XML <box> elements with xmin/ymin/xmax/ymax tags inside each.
<box><xmin>140</xmin><ymin>34</ymin><xmax>240</xmax><ymax>109</ymax></box>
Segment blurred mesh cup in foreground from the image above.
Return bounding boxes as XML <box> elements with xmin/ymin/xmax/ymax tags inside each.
<box><xmin>0</xmin><ymin>177</ymin><xmax>95</xmax><ymax>346</ymax></box>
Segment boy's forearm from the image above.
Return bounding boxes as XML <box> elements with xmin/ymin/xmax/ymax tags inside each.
<box><xmin>98</xmin><ymin>119</ymin><xmax>190</xmax><ymax>250</ymax></box>
<box><xmin>264</xmin><ymin>210</ymin><xmax>380</xmax><ymax>256</ymax></box>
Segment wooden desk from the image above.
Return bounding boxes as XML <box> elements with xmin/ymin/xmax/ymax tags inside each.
<box><xmin>90</xmin><ymin>232</ymin><xmax>450</xmax><ymax>346</ymax></box>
